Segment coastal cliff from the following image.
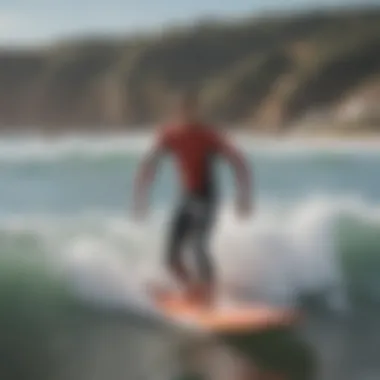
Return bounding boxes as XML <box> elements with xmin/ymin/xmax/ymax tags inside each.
<box><xmin>0</xmin><ymin>7</ymin><xmax>379</xmax><ymax>133</ymax></box>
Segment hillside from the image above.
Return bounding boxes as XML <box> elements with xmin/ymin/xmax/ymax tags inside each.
<box><xmin>0</xmin><ymin>7</ymin><xmax>379</xmax><ymax>133</ymax></box>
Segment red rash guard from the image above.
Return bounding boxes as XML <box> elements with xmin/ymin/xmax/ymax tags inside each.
<box><xmin>158</xmin><ymin>124</ymin><xmax>228</xmax><ymax>196</ymax></box>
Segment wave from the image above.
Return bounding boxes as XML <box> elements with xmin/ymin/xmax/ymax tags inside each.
<box><xmin>1</xmin><ymin>133</ymin><xmax>380</xmax><ymax>164</ymax></box>
<box><xmin>1</xmin><ymin>197</ymin><xmax>380</xmax><ymax>314</ymax></box>
<box><xmin>0</xmin><ymin>134</ymin><xmax>150</xmax><ymax>164</ymax></box>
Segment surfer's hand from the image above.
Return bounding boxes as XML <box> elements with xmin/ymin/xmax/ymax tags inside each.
<box><xmin>236</xmin><ymin>198</ymin><xmax>252</xmax><ymax>219</ymax></box>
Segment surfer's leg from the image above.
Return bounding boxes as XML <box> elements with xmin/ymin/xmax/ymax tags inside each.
<box><xmin>193</xmin><ymin>221</ymin><xmax>214</xmax><ymax>285</ymax></box>
<box><xmin>166</xmin><ymin>202</ymin><xmax>192</xmax><ymax>287</ymax></box>
<box><xmin>191</xmin><ymin>202</ymin><xmax>216</xmax><ymax>302</ymax></box>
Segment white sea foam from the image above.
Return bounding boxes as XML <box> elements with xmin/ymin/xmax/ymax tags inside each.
<box><xmin>2</xmin><ymin>197</ymin><xmax>380</xmax><ymax>311</ymax></box>
<box><xmin>1</xmin><ymin>133</ymin><xmax>380</xmax><ymax>163</ymax></box>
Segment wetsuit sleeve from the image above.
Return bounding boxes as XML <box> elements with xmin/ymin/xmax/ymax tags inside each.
<box><xmin>133</xmin><ymin>128</ymin><xmax>171</xmax><ymax>210</ymax></box>
<box><xmin>155</xmin><ymin>127</ymin><xmax>173</xmax><ymax>151</ymax></box>
<box><xmin>208</xmin><ymin>129</ymin><xmax>234</xmax><ymax>155</ymax></box>
<box><xmin>209</xmin><ymin>129</ymin><xmax>252</xmax><ymax>210</ymax></box>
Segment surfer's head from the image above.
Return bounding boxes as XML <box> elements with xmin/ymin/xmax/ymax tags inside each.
<box><xmin>172</xmin><ymin>90</ymin><xmax>200</xmax><ymax>125</ymax></box>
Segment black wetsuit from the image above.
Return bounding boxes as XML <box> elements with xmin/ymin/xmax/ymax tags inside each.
<box><xmin>160</xmin><ymin>126</ymin><xmax>223</xmax><ymax>286</ymax></box>
<box><xmin>167</xmin><ymin>188</ymin><xmax>217</xmax><ymax>285</ymax></box>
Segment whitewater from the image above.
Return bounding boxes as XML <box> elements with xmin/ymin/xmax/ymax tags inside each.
<box><xmin>2</xmin><ymin>133</ymin><xmax>380</xmax><ymax>380</ymax></box>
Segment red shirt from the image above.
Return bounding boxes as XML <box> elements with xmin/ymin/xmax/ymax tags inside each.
<box><xmin>158</xmin><ymin>124</ymin><xmax>227</xmax><ymax>194</ymax></box>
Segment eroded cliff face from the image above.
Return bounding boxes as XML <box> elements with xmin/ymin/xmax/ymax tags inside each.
<box><xmin>0</xmin><ymin>8</ymin><xmax>379</xmax><ymax>132</ymax></box>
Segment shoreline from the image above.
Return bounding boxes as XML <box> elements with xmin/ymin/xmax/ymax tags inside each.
<box><xmin>1</xmin><ymin>125</ymin><xmax>380</xmax><ymax>145</ymax></box>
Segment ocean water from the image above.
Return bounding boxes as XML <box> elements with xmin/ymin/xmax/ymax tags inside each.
<box><xmin>2</xmin><ymin>133</ymin><xmax>380</xmax><ymax>380</ymax></box>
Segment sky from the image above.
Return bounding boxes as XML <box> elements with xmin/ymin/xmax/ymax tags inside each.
<box><xmin>0</xmin><ymin>0</ymin><xmax>378</xmax><ymax>46</ymax></box>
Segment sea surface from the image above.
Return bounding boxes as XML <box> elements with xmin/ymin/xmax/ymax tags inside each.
<box><xmin>1</xmin><ymin>133</ymin><xmax>380</xmax><ymax>380</ymax></box>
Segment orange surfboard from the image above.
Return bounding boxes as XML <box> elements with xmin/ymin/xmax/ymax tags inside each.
<box><xmin>150</xmin><ymin>290</ymin><xmax>299</xmax><ymax>334</ymax></box>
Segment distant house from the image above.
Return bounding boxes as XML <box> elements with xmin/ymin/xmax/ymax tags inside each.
<box><xmin>336</xmin><ymin>88</ymin><xmax>380</xmax><ymax>124</ymax></box>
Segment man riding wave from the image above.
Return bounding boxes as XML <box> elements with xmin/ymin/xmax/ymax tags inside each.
<box><xmin>132</xmin><ymin>91</ymin><xmax>253</xmax><ymax>305</ymax></box>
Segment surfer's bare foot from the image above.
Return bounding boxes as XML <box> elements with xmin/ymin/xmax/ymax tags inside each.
<box><xmin>146</xmin><ymin>282</ymin><xmax>176</xmax><ymax>302</ymax></box>
<box><xmin>186</xmin><ymin>283</ymin><xmax>215</xmax><ymax>308</ymax></box>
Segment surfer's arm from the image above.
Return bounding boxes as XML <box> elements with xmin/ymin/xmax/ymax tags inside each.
<box><xmin>213</xmin><ymin>132</ymin><xmax>252</xmax><ymax>216</ymax></box>
<box><xmin>132</xmin><ymin>133</ymin><xmax>168</xmax><ymax>218</ymax></box>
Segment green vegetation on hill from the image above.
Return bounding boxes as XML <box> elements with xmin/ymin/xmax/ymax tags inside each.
<box><xmin>0</xmin><ymin>7</ymin><xmax>379</xmax><ymax>132</ymax></box>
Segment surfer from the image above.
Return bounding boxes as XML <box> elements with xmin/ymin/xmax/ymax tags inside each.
<box><xmin>132</xmin><ymin>91</ymin><xmax>252</xmax><ymax>304</ymax></box>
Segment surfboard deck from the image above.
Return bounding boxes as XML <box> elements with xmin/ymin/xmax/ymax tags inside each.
<box><xmin>149</xmin><ymin>288</ymin><xmax>299</xmax><ymax>334</ymax></box>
